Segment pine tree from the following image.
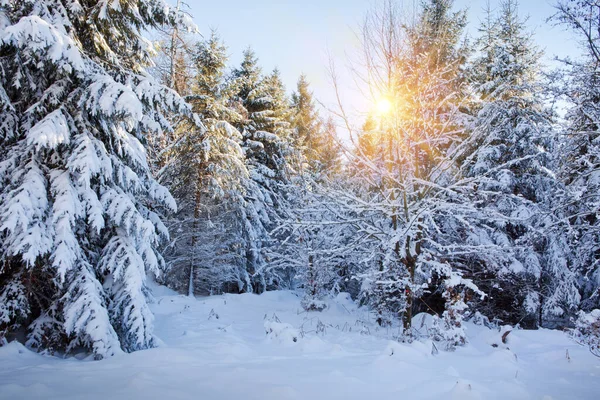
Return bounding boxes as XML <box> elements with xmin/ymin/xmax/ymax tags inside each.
<box><xmin>151</xmin><ymin>0</ymin><xmax>195</xmax><ymax>97</ymax></box>
<box><xmin>292</xmin><ymin>75</ymin><xmax>321</xmax><ymax>161</ymax></box>
<box><xmin>318</xmin><ymin>117</ymin><xmax>343</xmax><ymax>177</ymax></box>
<box><xmin>147</xmin><ymin>5</ymin><xmax>196</xmax><ymax>178</ymax></box>
<box><xmin>0</xmin><ymin>0</ymin><xmax>192</xmax><ymax>357</ymax></box>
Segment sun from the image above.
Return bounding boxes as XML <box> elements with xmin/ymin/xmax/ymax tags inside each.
<box><xmin>375</xmin><ymin>98</ymin><xmax>393</xmax><ymax>116</ymax></box>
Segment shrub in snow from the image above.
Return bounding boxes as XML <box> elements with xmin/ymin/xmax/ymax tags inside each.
<box><xmin>301</xmin><ymin>298</ymin><xmax>327</xmax><ymax>312</ymax></box>
<box><xmin>359</xmin><ymin>261</ymin><xmax>409</xmax><ymax>329</ymax></box>
<box><xmin>572</xmin><ymin>310</ymin><xmax>600</xmax><ymax>357</ymax></box>
<box><xmin>430</xmin><ymin>283</ymin><xmax>482</xmax><ymax>351</ymax></box>
<box><xmin>467</xmin><ymin>311</ymin><xmax>497</xmax><ymax>329</ymax></box>
<box><xmin>431</xmin><ymin>311</ymin><xmax>467</xmax><ymax>351</ymax></box>
<box><xmin>269</xmin><ymin>186</ymin><xmax>357</xmax><ymax>311</ymax></box>
<box><xmin>299</xmin><ymin>254</ymin><xmax>329</xmax><ymax>312</ymax></box>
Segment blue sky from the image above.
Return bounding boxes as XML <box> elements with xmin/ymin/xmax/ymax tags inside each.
<box><xmin>183</xmin><ymin>0</ymin><xmax>579</xmax><ymax>119</ymax></box>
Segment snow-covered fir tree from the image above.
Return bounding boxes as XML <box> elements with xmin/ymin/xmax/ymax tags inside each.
<box><xmin>463</xmin><ymin>0</ymin><xmax>578</xmax><ymax>328</ymax></box>
<box><xmin>0</xmin><ymin>0</ymin><xmax>193</xmax><ymax>357</ymax></box>
<box><xmin>291</xmin><ymin>75</ymin><xmax>341</xmax><ymax>179</ymax></box>
<box><xmin>231</xmin><ymin>50</ymin><xmax>301</xmax><ymax>293</ymax></box>
<box><xmin>553</xmin><ymin>0</ymin><xmax>600</xmax><ymax>313</ymax></box>
<box><xmin>159</xmin><ymin>32</ymin><xmax>248</xmax><ymax>296</ymax></box>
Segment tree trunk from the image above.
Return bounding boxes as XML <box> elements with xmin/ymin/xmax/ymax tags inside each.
<box><xmin>189</xmin><ymin>188</ymin><xmax>201</xmax><ymax>297</ymax></box>
<box><xmin>403</xmin><ymin>242</ymin><xmax>415</xmax><ymax>334</ymax></box>
<box><xmin>403</xmin><ymin>221</ymin><xmax>422</xmax><ymax>336</ymax></box>
<box><xmin>308</xmin><ymin>254</ymin><xmax>315</xmax><ymax>295</ymax></box>
<box><xmin>168</xmin><ymin>0</ymin><xmax>182</xmax><ymax>91</ymax></box>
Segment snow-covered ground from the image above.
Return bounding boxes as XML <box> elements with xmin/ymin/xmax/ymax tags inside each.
<box><xmin>1</xmin><ymin>284</ymin><xmax>599</xmax><ymax>400</ymax></box>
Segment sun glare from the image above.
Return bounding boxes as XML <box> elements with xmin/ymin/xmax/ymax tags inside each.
<box><xmin>375</xmin><ymin>98</ymin><xmax>392</xmax><ymax>116</ymax></box>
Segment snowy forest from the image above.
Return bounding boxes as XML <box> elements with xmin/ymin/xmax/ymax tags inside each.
<box><xmin>1</xmin><ymin>0</ymin><xmax>600</xmax><ymax>398</ymax></box>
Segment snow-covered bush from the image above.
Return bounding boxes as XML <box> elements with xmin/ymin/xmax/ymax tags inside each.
<box><xmin>431</xmin><ymin>311</ymin><xmax>467</xmax><ymax>351</ymax></box>
<box><xmin>468</xmin><ymin>311</ymin><xmax>494</xmax><ymax>329</ymax></box>
<box><xmin>572</xmin><ymin>310</ymin><xmax>600</xmax><ymax>357</ymax></box>
<box><xmin>269</xmin><ymin>185</ymin><xmax>358</xmax><ymax>311</ymax></box>
<box><xmin>429</xmin><ymin>277</ymin><xmax>484</xmax><ymax>351</ymax></box>
<box><xmin>301</xmin><ymin>297</ymin><xmax>327</xmax><ymax>312</ymax></box>
<box><xmin>430</xmin><ymin>291</ymin><xmax>468</xmax><ymax>351</ymax></box>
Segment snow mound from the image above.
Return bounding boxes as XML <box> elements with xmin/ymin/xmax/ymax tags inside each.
<box><xmin>300</xmin><ymin>335</ymin><xmax>330</xmax><ymax>353</ymax></box>
<box><xmin>0</xmin><ymin>340</ymin><xmax>34</xmax><ymax>357</ymax></box>
<box><xmin>380</xmin><ymin>339</ymin><xmax>431</xmax><ymax>360</ymax></box>
<box><xmin>412</xmin><ymin>312</ymin><xmax>435</xmax><ymax>336</ymax></box>
<box><xmin>449</xmin><ymin>380</ymin><xmax>481</xmax><ymax>400</ymax></box>
<box><xmin>264</xmin><ymin>320</ymin><xmax>299</xmax><ymax>345</ymax></box>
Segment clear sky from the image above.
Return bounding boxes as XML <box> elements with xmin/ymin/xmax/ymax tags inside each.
<box><xmin>182</xmin><ymin>0</ymin><xmax>580</xmax><ymax>123</ymax></box>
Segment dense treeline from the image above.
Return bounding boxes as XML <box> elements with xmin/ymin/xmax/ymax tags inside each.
<box><xmin>1</xmin><ymin>0</ymin><xmax>600</xmax><ymax>358</ymax></box>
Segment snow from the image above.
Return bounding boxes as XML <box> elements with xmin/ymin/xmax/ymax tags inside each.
<box><xmin>1</xmin><ymin>284</ymin><xmax>599</xmax><ymax>400</ymax></box>
<box><xmin>264</xmin><ymin>320</ymin><xmax>299</xmax><ymax>345</ymax></box>
<box><xmin>2</xmin><ymin>16</ymin><xmax>85</xmax><ymax>74</ymax></box>
<box><xmin>0</xmin><ymin>160</ymin><xmax>53</xmax><ymax>266</ymax></box>
<box><xmin>27</xmin><ymin>110</ymin><xmax>71</xmax><ymax>150</ymax></box>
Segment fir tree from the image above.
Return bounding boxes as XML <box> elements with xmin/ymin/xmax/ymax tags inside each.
<box><xmin>464</xmin><ymin>0</ymin><xmax>578</xmax><ymax>327</ymax></box>
<box><xmin>291</xmin><ymin>75</ymin><xmax>341</xmax><ymax>178</ymax></box>
<box><xmin>554</xmin><ymin>0</ymin><xmax>600</xmax><ymax>312</ymax></box>
<box><xmin>231</xmin><ymin>50</ymin><xmax>300</xmax><ymax>293</ymax></box>
<box><xmin>0</xmin><ymin>0</ymin><xmax>192</xmax><ymax>357</ymax></box>
<box><xmin>160</xmin><ymin>32</ymin><xmax>247</xmax><ymax>296</ymax></box>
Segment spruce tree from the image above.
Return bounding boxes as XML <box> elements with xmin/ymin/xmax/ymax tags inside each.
<box><xmin>464</xmin><ymin>0</ymin><xmax>578</xmax><ymax>327</ymax></box>
<box><xmin>231</xmin><ymin>50</ymin><xmax>299</xmax><ymax>293</ymax></box>
<box><xmin>160</xmin><ymin>32</ymin><xmax>247</xmax><ymax>296</ymax></box>
<box><xmin>291</xmin><ymin>75</ymin><xmax>341</xmax><ymax>178</ymax></box>
<box><xmin>554</xmin><ymin>0</ymin><xmax>600</xmax><ymax>312</ymax></box>
<box><xmin>0</xmin><ymin>0</ymin><xmax>192</xmax><ymax>357</ymax></box>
